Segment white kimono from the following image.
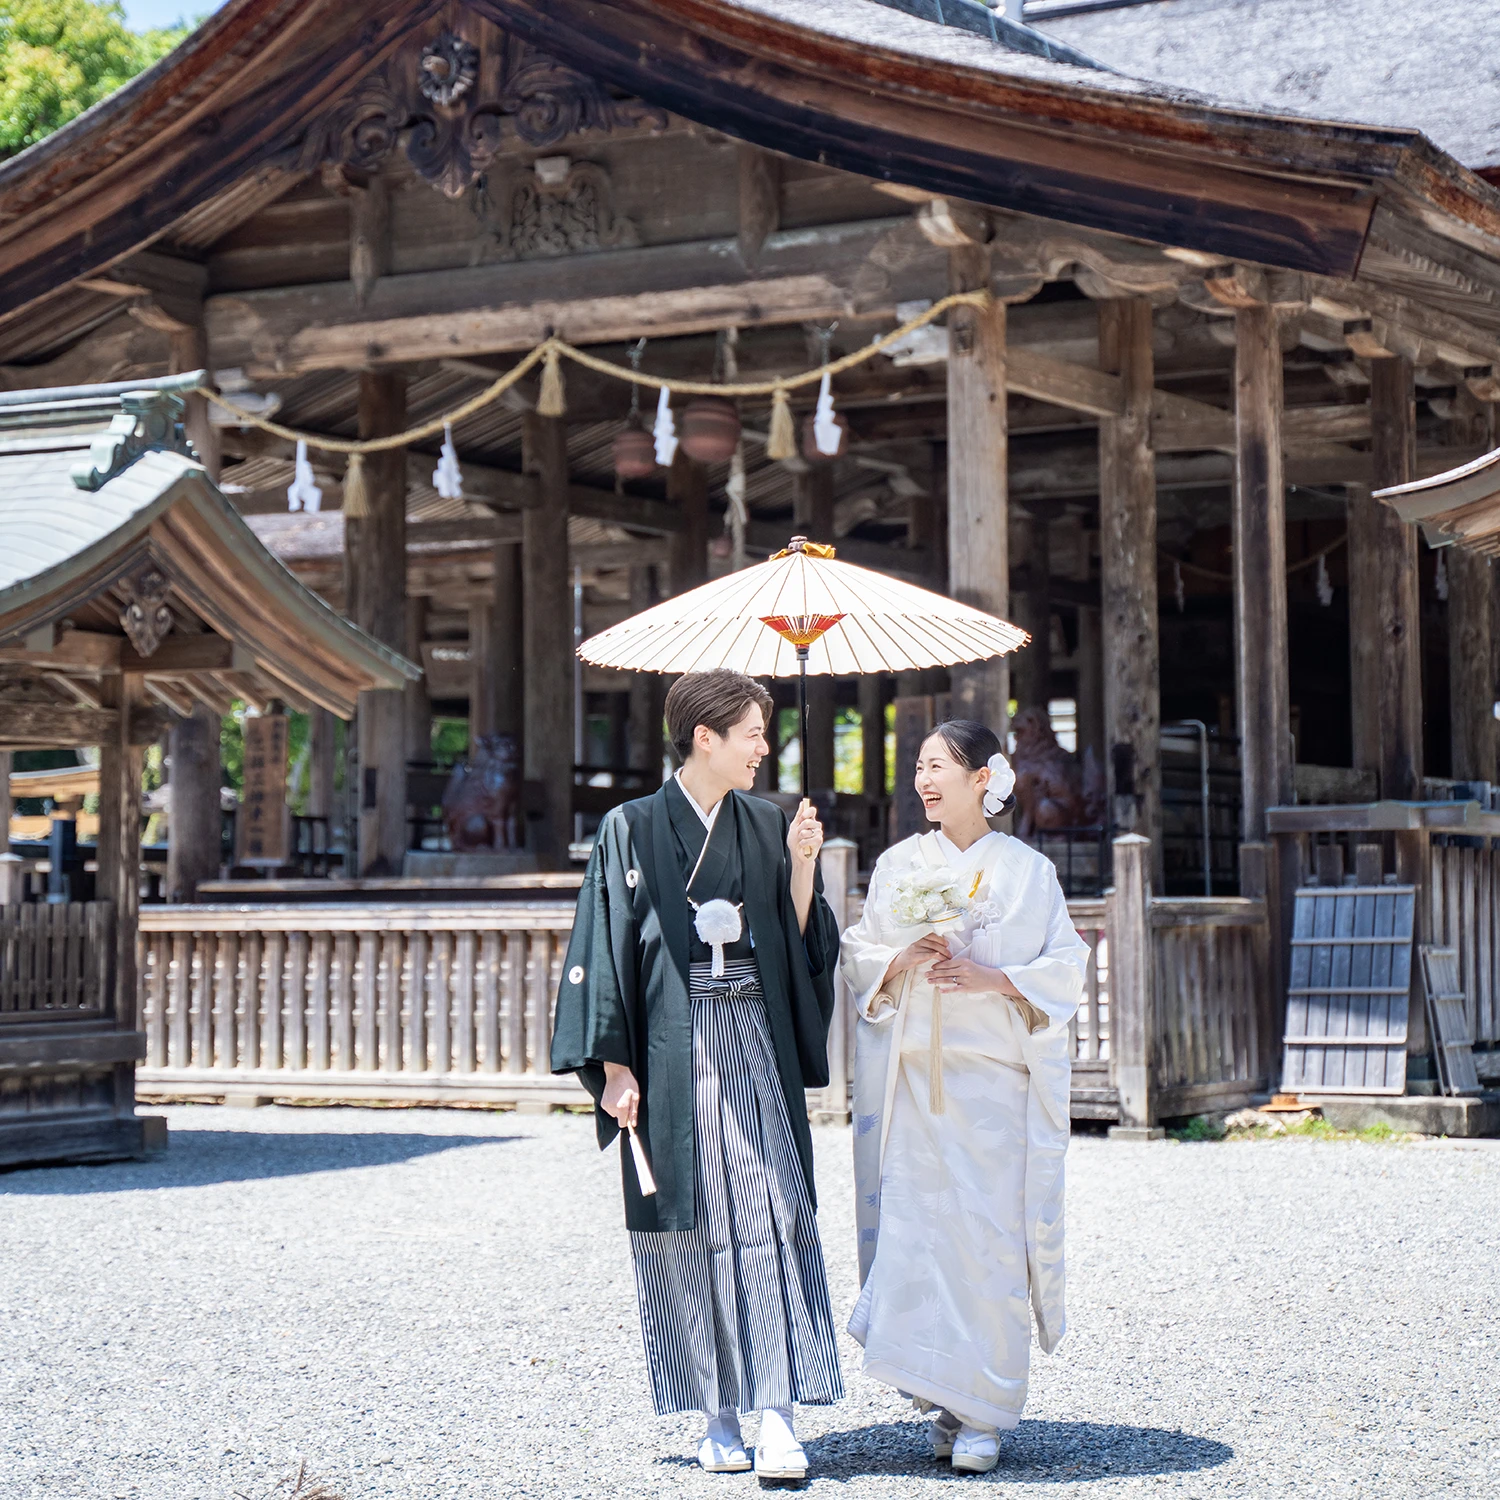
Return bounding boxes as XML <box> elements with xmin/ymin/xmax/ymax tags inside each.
<box><xmin>840</xmin><ymin>829</ymin><xmax>1088</xmax><ymax>1433</ymax></box>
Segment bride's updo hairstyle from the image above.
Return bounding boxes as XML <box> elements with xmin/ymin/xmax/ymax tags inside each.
<box><xmin>928</xmin><ymin>719</ymin><xmax>1017</xmax><ymax>815</ymax></box>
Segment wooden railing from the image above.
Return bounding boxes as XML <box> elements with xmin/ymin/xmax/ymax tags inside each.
<box><xmin>0</xmin><ymin>902</ymin><xmax>112</xmax><ymax>1017</ymax></box>
<box><xmin>137</xmin><ymin>903</ymin><xmax>580</xmax><ymax>1105</ymax></box>
<box><xmin>135</xmin><ymin>837</ymin><xmax>1269</xmax><ymax>1127</ymax></box>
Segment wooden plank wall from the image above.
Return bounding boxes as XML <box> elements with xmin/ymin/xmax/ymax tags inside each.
<box><xmin>1430</xmin><ymin>842</ymin><xmax>1500</xmax><ymax>1050</ymax></box>
<box><xmin>0</xmin><ymin>902</ymin><xmax>111</xmax><ymax>1016</ymax></box>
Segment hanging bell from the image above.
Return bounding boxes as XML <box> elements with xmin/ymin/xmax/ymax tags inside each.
<box><xmin>678</xmin><ymin>396</ymin><xmax>741</xmax><ymax>464</ymax></box>
<box><xmin>612</xmin><ymin>415</ymin><xmax>657</xmax><ymax>480</ymax></box>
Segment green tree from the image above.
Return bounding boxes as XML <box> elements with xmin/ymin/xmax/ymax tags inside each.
<box><xmin>0</xmin><ymin>1</ymin><xmax>187</xmax><ymax>158</ymax></box>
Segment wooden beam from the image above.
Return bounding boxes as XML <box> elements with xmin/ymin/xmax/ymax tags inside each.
<box><xmin>120</xmin><ymin>634</ymin><xmax>254</xmax><ymax>674</ymax></box>
<box><xmin>946</xmin><ymin>246</ymin><xmax>1009</xmax><ymax>729</ymax></box>
<box><xmin>206</xmin><ymin>218</ymin><xmax>932</xmax><ymax>377</ymax></box>
<box><xmin>1099</xmin><ymin>298</ymin><xmax>1162</xmax><ymax>879</ymax></box>
<box><xmin>0</xmin><ymin>703</ymin><xmax>118</xmax><ymax>746</ymax></box>
<box><xmin>1007</xmin><ymin>347</ymin><xmax>1123</xmax><ymax>419</ymax></box>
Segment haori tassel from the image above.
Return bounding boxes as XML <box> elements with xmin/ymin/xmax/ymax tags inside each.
<box><xmin>653</xmin><ymin>385</ymin><xmax>678</xmax><ymax>466</ymax></box>
<box><xmin>537</xmin><ymin>344</ymin><xmax>567</xmax><ymax>417</ymax></box>
<box><xmin>693</xmin><ymin>897</ymin><xmax>743</xmax><ymax>979</ymax></box>
<box><xmin>341</xmin><ymin>451</ymin><xmax>368</xmax><ymax>519</ymax></box>
<box><xmin>286</xmin><ymin>439</ymin><xmax>322</xmax><ymax>513</ymax></box>
<box><xmin>812</xmin><ymin>370</ymin><xmax>842</xmax><ymax>456</ymax></box>
<box><xmin>766</xmin><ymin>385</ymin><xmax>796</xmax><ymax>460</ymax></box>
<box><xmin>432</xmin><ymin>422</ymin><xmax>463</xmax><ymax>500</ymax></box>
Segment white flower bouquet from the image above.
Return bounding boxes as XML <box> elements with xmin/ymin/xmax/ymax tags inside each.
<box><xmin>886</xmin><ymin>865</ymin><xmax>972</xmax><ymax>929</ymax></box>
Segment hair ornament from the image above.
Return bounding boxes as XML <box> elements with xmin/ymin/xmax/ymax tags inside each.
<box><xmin>983</xmin><ymin>751</ymin><xmax>1016</xmax><ymax>816</ymax></box>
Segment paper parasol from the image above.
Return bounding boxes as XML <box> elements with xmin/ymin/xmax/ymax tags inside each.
<box><xmin>578</xmin><ymin>537</ymin><xmax>1028</xmax><ymax>801</ymax></box>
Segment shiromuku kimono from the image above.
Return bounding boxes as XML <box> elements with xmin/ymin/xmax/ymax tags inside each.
<box><xmin>839</xmin><ymin>828</ymin><xmax>1089</xmax><ymax>1433</ymax></box>
<box><xmin>551</xmin><ymin>776</ymin><xmax>844</xmax><ymax>1416</ymax></box>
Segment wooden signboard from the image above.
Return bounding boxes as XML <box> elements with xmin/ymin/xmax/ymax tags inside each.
<box><xmin>236</xmin><ymin>712</ymin><xmax>290</xmax><ymax>867</ymax></box>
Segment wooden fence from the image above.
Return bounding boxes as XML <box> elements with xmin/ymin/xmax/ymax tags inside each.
<box><xmin>1430</xmin><ymin>841</ymin><xmax>1500</xmax><ymax>1049</ymax></box>
<box><xmin>0</xmin><ymin>902</ymin><xmax>112</xmax><ymax>1017</ymax></box>
<box><xmin>135</xmin><ymin>835</ymin><xmax>1267</xmax><ymax>1125</ymax></box>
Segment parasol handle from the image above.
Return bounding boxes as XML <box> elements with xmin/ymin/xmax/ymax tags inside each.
<box><xmin>797</xmin><ymin>648</ymin><xmax>814</xmax><ymax>858</ymax></box>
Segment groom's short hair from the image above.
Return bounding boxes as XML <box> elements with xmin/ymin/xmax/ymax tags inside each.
<box><xmin>665</xmin><ymin>670</ymin><xmax>774</xmax><ymax>761</ymax></box>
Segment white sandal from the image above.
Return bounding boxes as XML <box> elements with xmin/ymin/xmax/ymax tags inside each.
<box><xmin>950</xmin><ymin>1424</ymin><xmax>1000</xmax><ymax>1474</ymax></box>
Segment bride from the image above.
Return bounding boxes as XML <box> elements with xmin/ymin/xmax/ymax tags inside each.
<box><xmin>839</xmin><ymin>719</ymin><xmax>1089</xmax><ymax>1473</ymax></box>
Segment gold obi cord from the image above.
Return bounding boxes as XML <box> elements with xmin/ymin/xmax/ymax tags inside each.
<box><xmin>929</xmin><ymin>985</ymin><xmax>945</xmax><ymax>1114</ymax></box>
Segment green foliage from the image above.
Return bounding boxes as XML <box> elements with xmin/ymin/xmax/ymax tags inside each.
<box><xmin>1170</xmin><ymin>1114</ymin><xmax>1227</xmax><ymax>1142</ymax></box>
<box><xmin>0</xmin><ymin>1</ymin><xmax>188</xmax><ymax>158</ymax></box>
<box><xmin>431</xmin><ymin>718</ymin><xmax>469</xmax><ymax>769</ymax></box>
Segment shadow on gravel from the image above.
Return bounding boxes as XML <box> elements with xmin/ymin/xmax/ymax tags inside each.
<box><xmin>804</xmin><ymin>1419</ymin><xmax>1232</xmax><ymax>1483</ymax></box>
<box><xmin>0</xmin><ymin>1130</ymin><xmax>514</xmax><ymax>1193</ymax></box>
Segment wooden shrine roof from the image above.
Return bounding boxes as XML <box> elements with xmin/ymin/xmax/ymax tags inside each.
<box><xmin>1033</xmin><ymin>0</ymin><xmax>1500</xmax><ymax>178</ymax></box>
<box><xmin>0</xmin><ymin>376</ymin><xmax>418</xmax><ymax>730</ymax></box>
<box><xmin>1375</xmin><ymin>447</ymin><xmax>1500</xmax><ymax>558</ymax></box>
<box><xmin>1</xmin><ymin>0</ymin><xmax>1499</xmax><ymax>329</ymax></box>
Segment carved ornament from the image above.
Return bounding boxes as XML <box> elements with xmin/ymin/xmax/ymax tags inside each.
<box><xmin>477</xmin><ymin>161</ymin><xmax>639</xmax><ymax>261</ymax></box>
<box><xmin>118</xmin><ymin>568</ymin><xmax>174</xmax><ymax>659</ymax></box>
<box><xmin>279</xmin><ymin>26</ymin><xmax>667</xmax><ymax>200</ymax></box>
<box><xmin>70</xmin><ymin>390</ymin><xmax>196</xmax><ymax>493</ymax></box>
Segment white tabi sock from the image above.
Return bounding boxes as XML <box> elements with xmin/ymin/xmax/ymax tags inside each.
<box><xmin>760</xmin><ymin>1405</ymin><xmax>798</xmax><ymax>1451</ymax></box>
<box><xmin>705</xmin><ymin>1408</ymin><xmax>742</xmax><ymax>1446</ymax></box>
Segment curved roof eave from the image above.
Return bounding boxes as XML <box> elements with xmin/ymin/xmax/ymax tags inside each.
<box><xmin>0</xmin><ymin>0</ymin><xmax>1497</xmax><ymax>311</ymax></box>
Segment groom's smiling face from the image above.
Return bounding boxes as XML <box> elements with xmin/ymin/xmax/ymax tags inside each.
<box><xmin>692</xmin><ymin>702</ymin><xmax>769</xmax><ymax>791</ymax></box>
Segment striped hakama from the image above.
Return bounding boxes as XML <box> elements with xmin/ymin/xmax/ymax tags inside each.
<box><xmin>629</xmin><ymin>960</ymin><xmax>845</xmax><ymax>1416</ymax></box>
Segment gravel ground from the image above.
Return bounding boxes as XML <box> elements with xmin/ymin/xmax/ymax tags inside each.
<box><xmin>2</xmin><ymin>1107</ymin><xmax>1497</xmax><ymax>1500</ymax></box>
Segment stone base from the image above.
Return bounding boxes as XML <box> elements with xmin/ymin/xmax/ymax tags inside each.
<box><xmin>403</xmin><ymin>851</ymin><xmax>538</xmax><ymax>879</ymax></box>
<box><xmin>223</xmin><ymin>1093</ymin><xmax>271</xmax><ymax>1109</ymax></box>
<box><xmin>1310</xmin><ymin>1093</ymin><xmax>1500</xmax><ymax>1138</ymax></box>
<box><xmin>139</xmin><ymin>1115</ymin><xmax>169</xmax><ymax>1153</ymax></box>
<box><xmin>1107</xmin><ymin>1124</ymin><xmax>1167</xmax><ymax>1142</ymax></box>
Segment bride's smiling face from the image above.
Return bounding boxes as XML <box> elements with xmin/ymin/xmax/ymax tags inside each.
<box><xmin>914</xmin><ymin>731</ymin><xmax>988</xmax><ymax>824</ymax></box>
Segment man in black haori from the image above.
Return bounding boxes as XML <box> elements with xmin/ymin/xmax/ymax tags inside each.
<box><xmin>552</xmin><ymin>668</ymin><xmax>843</xmax><ymax>1479</ymax></box>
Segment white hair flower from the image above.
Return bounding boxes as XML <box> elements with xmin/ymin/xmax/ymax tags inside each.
<box><xmin>983</xmin><ymin>751</ymin><xmax>1015</xmax><ymax>816</ymax></box>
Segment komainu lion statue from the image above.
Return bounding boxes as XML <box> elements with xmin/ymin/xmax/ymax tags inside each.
<box><xmin>442</xmin><ymin>733</ymin><xmax>522</xmax><ymax>851</ymax></box>
<box><xmin>1009</xmin><ymin>706</ymin><xmax>1106</xmax><ymax>837</ymax></box>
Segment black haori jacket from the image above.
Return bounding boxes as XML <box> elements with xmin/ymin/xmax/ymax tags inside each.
<box><xmin>551</xmin><ymin>782</ymin><xmax>839</xmax><ymax>1231</ymax></box>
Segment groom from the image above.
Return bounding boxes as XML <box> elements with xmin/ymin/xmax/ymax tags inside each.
<box><xmin>552</xmin><ymin>668</ymin><xmax>843</xmax><ymax>1477</ymax></box>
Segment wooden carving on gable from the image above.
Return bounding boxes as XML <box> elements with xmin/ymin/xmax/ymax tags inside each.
<box><xmin>477</xmin><ymin>160</ymin><xmax>639</xmax><ymax>261</ymax></box>
<box><xmin>279</xmin><ymin>17</ymin><xmax>667</xmax><ymax>200</ymax></box>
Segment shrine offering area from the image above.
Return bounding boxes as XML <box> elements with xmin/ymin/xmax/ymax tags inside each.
<box><xmin>1</xmin><ymin>1107</ymin><xmax>1495</xmax><ymax>1500</ymax></box>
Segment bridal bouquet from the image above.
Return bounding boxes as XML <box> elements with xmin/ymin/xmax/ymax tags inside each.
<box><xmin>886</xmin><ymin>866</ymin><xmax>972</xmax><ymax>928</ymax></box>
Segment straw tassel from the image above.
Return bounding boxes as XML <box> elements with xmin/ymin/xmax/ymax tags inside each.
<box><xmin>929</xmin><ymin>986</ymin><xmax>945</xmax><ymax>1114</ymax></box>
<box><xmin>342</xmin><ymin>451</ymin><xmax>369</xmax><ymax>519</ymax></box>
<box><xmin>766</xmin><ymin>385</ymin><xmax>796</xmax><ymax>460</ymax></box>
<box><xmin>537</xmin><ymin>345</ymin><xmax>567</xmax><ymax>417</ymax></box>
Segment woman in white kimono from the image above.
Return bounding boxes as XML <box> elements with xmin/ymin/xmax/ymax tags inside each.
<box><xmin>840</xmin><ymin>720</ymin><xmax>1089</xmax><ymax>1474</ymax></box>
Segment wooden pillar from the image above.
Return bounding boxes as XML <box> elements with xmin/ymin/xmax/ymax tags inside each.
<box><xmin>626</xmin><ymin>565</ymin><xmax>664</xmax><ymax>783</ymax></box>
<box><xmin>353</xmin><ymin>370</ymin><xmax>408</xmax><ymax>876</ymax></box>
<box><xmin>1347</xmin><ymin>358</ymin><xmax>1423</xmax><ymax>798</ymax></box>
<box><xmin>859</xmin><ymin>673</ymin><xmax>886</xmax><ymax>800</ymax></box>
<box><xmin>1011</xmin><ymin>510</ymin><xmax>1052</xmax><ymax>712</ymax></box>
<box><xmin>97</xmin><ymin>674</ymin><xmax>145</xmax><ymax>1027</ymax></box>
<box><xmin>1099</xmin><ymin>298</ymin><xmax>1162</xmax><ymax>876</ymax></box>
<box><xmin>666</xmin><ymin>450</ymin><xmax>708</xmax><ymax>596</ymax></box>
<box><xmin>1106</xmin><ymin>833</ymin><xmax>1162</xmax><ymax>1139</ymax></box>
<box><xmin>947</xmin><ymin>248</ymin><xmax>1009</xmax><ymax>732</ymax></box>
<box><xmin>168</xmin><ymin>323</ymin><xmax>221</xmax><ymax>483</ymax></box>
<box><xmin>1076</xmin><ymin>604</ymin><xmax>1105</xmax><ymax>776</ymax></box>
<box><xmin>797</xmin><ymin>465</ymin><xmax>837</xmax><ymax>792</ymax></box>
<box><xmin>523</xmin><ymin>414</ymin><xmax>573</xmax><ymax>863</ymax></box>
<box><xmin>492</xmin><ymin>542</ymin><xmax>523</xmax><ymax>735</ymax></box>
<box><xmin>405</xmin><ymin>597</ymin><xmax>430</xmax><ymax>763</ymax></box>
<box><xmin>308</xmin><ymin>707</ymin><xmax>337</xmax><ymax>821</ymax></box>
<box><xmin>468</xmin><ymin>599</ymin><xmax>494</xmax><ymax>743</ymax></box>
<box><xmin>0</xmin><ymin>750</ymin><xmax>9</xmax><ymax>859</ymax></box>
<box><xmin>1448</xmin><ymin>548</ymin><xmax>1495</xmax><ymax>783</ymax></box>
<box><xmin>166</xmin><ymin>704</ymin><xmax>221</xmax><ymax>902</ymax></box>
<box><xmin>1232</xmin><ymin>305</ymin><xmax>1293</xmax><ymax>842</ymax></box>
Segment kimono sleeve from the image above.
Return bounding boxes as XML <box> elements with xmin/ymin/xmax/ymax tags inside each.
<box><xmin>839</xmin><ymin>857</ymin><xmax>906</xmax><ymax>1023</ymax></box>
<box><xmin>999</xmin><ymin>861</ymin><xmax>1090</xmax><ymax>1030</ymax></box>
<box><xmin>550</xmin><ymin>818</ymin><xmax>635</xmax><ymax>1135</ymax></box>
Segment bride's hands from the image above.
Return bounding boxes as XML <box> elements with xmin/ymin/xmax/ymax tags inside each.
<box><xmin>884</xmin><ymin>932</ymin><xmax>950</xmax><ymax>982</ymax></box>
<box><xmin>925</xmin><ymin>953</ymin><xmax>1022</xmax><ymax>997</ymax></box>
